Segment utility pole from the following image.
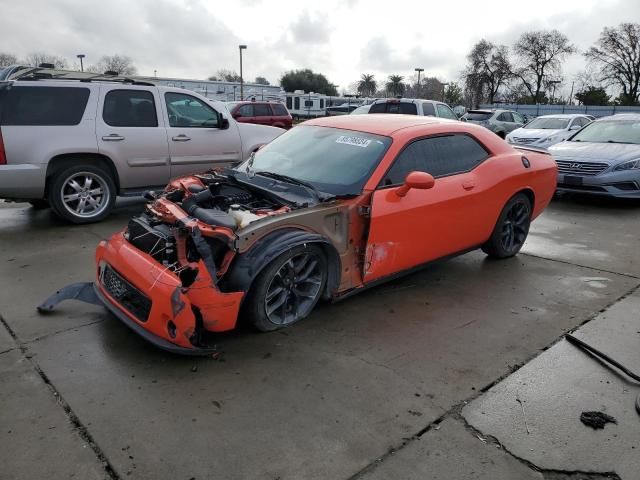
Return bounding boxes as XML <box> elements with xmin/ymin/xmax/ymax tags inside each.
<box><xmin>415</xmin><ymin>68</ymin><xmax>424</xmax><ymax>98</ymax></box>
<box><xmin>76</xmin><ymin>54</ymin><xmax>85</xmax><ymax>72</ymax></box>
<box><xmin>239</xmin><ymin>44</ymin><xmax>247</xmax><ymax>100</ymax></box>
<box><xmin>568</xmin><ymin>81</ymin><xmax>575</xmax><ymax>105</ymax></box>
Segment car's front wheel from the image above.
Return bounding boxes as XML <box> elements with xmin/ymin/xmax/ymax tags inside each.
<box><xmin>482</xmin><ymin>193</ymin><xmax>532</xmax><ymax>258</ymax></box>
<box><xmin>244</xmin><ymin>244</ymin><xmax>327</xmax><ymax>331</ymax></box>
<box><xmin>49</xmin><ymin>164</ymin><xmax>116</xmax><ymax>224</ymax></box>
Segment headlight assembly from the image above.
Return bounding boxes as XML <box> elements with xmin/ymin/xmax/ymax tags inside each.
<box><xmin>614</xmin><ymin>159</ymin><xmax>640</xmax><ymax>171</ymax></box>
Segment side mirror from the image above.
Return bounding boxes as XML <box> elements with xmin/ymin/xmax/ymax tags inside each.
<box><xmin>219</xmin><ymin>114</ymin><xmax>230</xmax><ymax>130</ymax></box>
<box><xmin>569</xmin><ymin>124</ymin><xmax>581</xmax><ymax>131</ymax></box>
<box><xmin>395</xmin><ymin>171</ymin><xmax>435</xmax><ymax>197</ymax></box>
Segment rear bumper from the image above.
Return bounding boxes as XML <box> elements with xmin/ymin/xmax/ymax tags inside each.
<box><xmin>556</xmin><ymin>171</ymin><xmax>640</xmax><ymax>198</ymax></box>
<box><xmin>0</xmin><ymin>163</ymin><xmax>47</xmax><ymax>199</ymax></box>
<box><xmin>94</xmin><ymin>232</ymin><xmax>244</xmax><ymax>354</ymax></box>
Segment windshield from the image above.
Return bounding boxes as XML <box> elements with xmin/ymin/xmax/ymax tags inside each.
<box><xmin>466</xmin><ymin>112</ymin><xmax>492</xmax><ymax>121</ymax></box>
<box><xmin>570</xmin><ymin>119</ymin><xmax>640</xmax><ymax>144</ymax></box>
<box><xmin>525</xmin><ymin>117</ymin><xmax>570</xmax><ymax>129</ymax></box>
<box><xmin>235</xmin><ymin>126</ymin><xmax>392</xmax><ymax>195</ymax></box>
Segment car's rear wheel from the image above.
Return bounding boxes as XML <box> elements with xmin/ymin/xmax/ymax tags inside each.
<box><xmin>482</xmin><ymin>193</ymin><xmax>532</xmax><ymax>258</ymax></box>
<box><xmin>49</xmin><ymin>164</ymin><xmax>116</xmax><ymax>224</ymax></box>
<box><xmin>244</xmin><ymin>245</ymin><xmax>327</xmax><ymax>331</ymax></box>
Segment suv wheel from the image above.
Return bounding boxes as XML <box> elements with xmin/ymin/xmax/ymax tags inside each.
<box><xmin>49</xmin><ymin>164</ymin><xmax>116</xmax><ymax>224</ymax></box>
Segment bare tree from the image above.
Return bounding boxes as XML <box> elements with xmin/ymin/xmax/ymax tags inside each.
<box><xmin>254</xmin><ymin>76</ymin><xmax>270</xmax><ymax>85</ymax></box>
<box><xmin>0</xmin><ymin>53</ymin><xmax>18</xmax><ymax>67</ymax></box>
<box><xmin>24</xmin><ymin>52</ymin><xmax>67</xmax><ymax>69</ymax></box>
<box><xmin>210</xmin><ymin>69</ymin><xmax>241</xmax><ymax>82</ymax></box>
<box><xmin>464</xmin><ymin>40</ymin><xmax>512</xmax><ymax>105</ymax></box>
<box><xmin>512</xmin><ymin>30</ymin><xmax>576</xmax><ymax>104</ymax></box>
<box><xmin>88</xmin><ymin>55</ymin><xmax>136</xmax><ymax>75</ymax></box>
<box><xmin>585</xmin><ymin>23</ymin><xmax>640</xmax><ymax>105</ymax></box>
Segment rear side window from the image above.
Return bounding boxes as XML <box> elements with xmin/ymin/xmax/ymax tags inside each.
<box><xmin>423</xmin><ymin>103</ymin><xmax>436</xmax><ymax>116</ymax></box>
<box><xmin>381</xmin><ymin>134</ymin><xmax>489</xmax><ymax>186</ymax></box>
<box><xmin>254</xmin><ymin>104</ymin><xmax>271</xmax><ymax>116</ymax></box>
<box><xmin>1</xmin><ymin>86</ymin><xmax>90</xmax><ymax>126</ymax></box>
<box><xmin>497</xmin><ymin>112</ymin><xmax>514</xmax><ymax>122</ymax></box>
<box><xmin>103</xmin><ymin>90</ymin><xmax>158</xmax><ymax>127</ymax></box>
<box><xmin>271</xmin><ymin>104</ymin><xmax>288</xmax><ymax>116</ymax></box>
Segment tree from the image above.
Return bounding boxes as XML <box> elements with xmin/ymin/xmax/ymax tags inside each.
<box><xmin>210</xmin><ymin>69</ymin><xmax>241</xmax><ymax>82</ymax></box>
<box><xmin>279</xmin><ymin>69</ymin><xmax>338</xmax><ymax>95</ymax></box>
<box><xmin>575</xmin><ymin>86</ymin><xmax>611</xmax><ymax>105</ymax></box>
<box><xmin>0</xmin><ymin>53</ymin><xmax>18</xmax><ymax>67</ymax></box>
<box><xmin>24</xmin><ymin>52</ymin><xmax>67</xmax><ymax>69</ymax></box>
<box><xmin>585</xmin><ymin>23</ymin><xmax>640</xmax><ymax>105</ymax></box>
<box><xmin>464</xmin><ymin>40</ymin><xmax>512</xmax><ymax>105</ymax></box>
<box><xmin>444</xmin><ymin>83</ymin><xmax>464</xmax><ymax>106</ymax></box>
<box><xmin>357</xmin><ymin>73</ymin><xmax>377</xmax><ymax>97</ymax></box>
<box><xmin>88</xmin><ymin>55</ymin><xmax>136</xmax><ymax>75</ymax></box>
<box><xmin>385</xmin><ymin>74</ymin><xmax>405</xmax><ymax>97</ymax></box>
<box><xmin>512</xmin><ymin>30</ymin><xmax>576</xmax><ymax>104</ymax></box>
<box><xmin>254</xmin><ymin>76</ymin><xmax>270</xmax><ymax>85</ymax></box>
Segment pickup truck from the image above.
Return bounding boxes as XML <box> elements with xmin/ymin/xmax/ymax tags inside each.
<box><xmin>0</xmin><ymin>70</ymin><xmax>284</xmax><ymax>223</ymax></box>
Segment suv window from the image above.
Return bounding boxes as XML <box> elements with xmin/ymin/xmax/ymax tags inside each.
<box><xmin>513</xmin><ymin>112</ymin><xmax>526</xmax><ymax>124</ymax></box>
<box><xmin>165</xmin><ymin>92</ymin><xmax>218</xmax><ymax>128</ymax></box>
<box><xmin>370</xmin><ymin>102</ymin><xmax>418</xmax><ymax>115</ymax></box>
<box><xmin>497</xmin><ymin>112</ymin><xmax>514</xmax><ymax>122</ymax></box>
<box><xmin>254</xmin><ymin>104</ymin><xmax>271</xmax><ymax>116</ymax></box>
<box><xmin>436</xmin><ymin>103</ymin><xmax>457</xmax><ymax>120</ymax></box>
<box><xmin>236</xmin><ymin>104</ymin><xmax>253</xmax><ymax>117</ymax></box>
<box><xmin>381</xmin><ymin>134</ymin><xmax>489</xmax><ymax>186</ymax></box>
<box><xmin>1</xmin><ymin>86</ymin><xmax>90</xmax><ymax>126</ymax></box>
<box><xmin>103</xmin><ymin>90</ymin><xmax>158</xmax><ymax>127</ymax></box>
<box><xmin>573</xmin><ymin>117</ymin><xmax>589</xmax><ymax>127</ymax></box>
<box><xmin>271</xmin><ymin>103</ymin><xmax>288</xmax><ymax>116</ymax></box>
<box><xmin>423</xmin><ymin>103</ymin><xmax>436</xmax><ymax>116</ymax></box>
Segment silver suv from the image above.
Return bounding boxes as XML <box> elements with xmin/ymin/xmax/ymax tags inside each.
<box><xmin>0</xmin><ymin>70</ymin><xmax>283</xmax><ymax>223</ymax></box>
<box><xmin>463</xmin><ymin>109</ymin><xmax>526</xmax><ymax>138</ymax></box>
<box><xmin>368</xmin><ymin>98</ymin><xmax>459</xmax><ymax>119</ymax></box>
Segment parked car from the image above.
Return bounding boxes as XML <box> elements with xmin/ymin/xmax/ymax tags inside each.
<box><xmin>549</xmin><ymin>114</ymin><xmax>640</xmax><ymax>198</ymax></box>
<box><xmin>463</xmin><ymin>109</ymin><xmax>527</xmax><ymax>138</ymax></box>
<box><xmin>507</xmin><ymin>114</ymin><xmax>592</xmax><ymax>149</ymax></box>
<box><xmin>368</xmin><ymin>98</ymin><xmax>458</xmax><ymax>120</ymax></box>
<box><xmin>41</xmin><ymin>114</ymin><xmax>557</xmax><ymax>354</ymax></box>
<box><xmin>227</xmin><ymin>101</ymin><xmax>292</xmax><ymax>129</ymax></box>
<box><xmin>0</xmin><ymin>69</ymin><xmax>284</xmax><ymax>223</ymax></box>
<box><xmin>350</xmin><ymin>104</ymin><xmax>371</xmax><ymax>115</ymax></box>
<box><xmin>325</xmin><ymin>103</ymin><xmax>361</xmax><ymax>116</ymax></box>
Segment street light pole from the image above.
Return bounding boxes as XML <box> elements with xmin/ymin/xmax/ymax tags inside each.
<box><xmin>239</xmin><ymin>44</ymin><xmax>247</xmax><ymax>101</ymax></box>
<box><xmin>77</xmin><ymin>54</ymin><xmax>85</xmax><ymax>72</ymax></box>
<box><xmin>415</xmin><ymin>68</ymin><xmax>424</xmax><ymax>98</ymax></box>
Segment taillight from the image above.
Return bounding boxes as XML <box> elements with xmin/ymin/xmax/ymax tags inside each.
<box><xmin>0</xmin><ymin>128</ymin><xmax>6</xmax><ymax>165</ymax></box>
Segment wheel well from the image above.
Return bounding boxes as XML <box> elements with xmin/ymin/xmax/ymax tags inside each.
<box><xmin>517</xmin><ymin>188</ymin><xmax>535</xmax><ymax>211</ymax></box>
<box><xmin>45</xmin><ymin>153</ymin><xmax>119</xmax><ymax>197</ymax></box>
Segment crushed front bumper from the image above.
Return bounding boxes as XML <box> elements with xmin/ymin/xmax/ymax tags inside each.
<box><xmin>38</xmin><ymin>231</ymin><xmax>244</xmax><ymax>355</ymax></box>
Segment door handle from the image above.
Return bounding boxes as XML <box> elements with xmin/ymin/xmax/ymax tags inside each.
<box><xmin>172</xmin><ymin>135</ymin><xmax>191</xmax><ymax>142</ymax></box>
<box><xmin>102</xmin><ymin>134</ymin><xmax>124</xmax><ymax>141</ymax></box>
<box><xmin>462</xmin><ymin>181</ymin><xmax>475</xmax><ymax>190</ymax></box>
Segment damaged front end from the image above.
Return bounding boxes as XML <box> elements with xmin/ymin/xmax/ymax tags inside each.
<box><xmin>39</xmin><ymin>170</ymin><xmax>297</xmax><ymax>354</ymax></box>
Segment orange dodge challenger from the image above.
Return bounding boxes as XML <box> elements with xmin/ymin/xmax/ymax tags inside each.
<box><xmin>40</xmin><ymin>115</ymin><xmax>557</xmax><ymax>354</ymax></box>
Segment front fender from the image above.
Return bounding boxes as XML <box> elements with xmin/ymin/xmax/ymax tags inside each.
<box><xmin>222</xmin><ymin>228</ymin><xmax>341</xmax><ymax>299</ymax></box>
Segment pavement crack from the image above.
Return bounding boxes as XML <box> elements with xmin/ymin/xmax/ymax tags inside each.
<box><xmin>0</xmin><ymin>314</ymin><xmax>121</xmax><ymax>480</ymax></box>
<box><xmin>521</xmin><ymin>252</ymin><xmax>640</xmax><ymax>280</ymax></box>
<box><xmin>25</xmin><ymin>318</ymin><xmax>105</xmax><ymax>345</ymax></box>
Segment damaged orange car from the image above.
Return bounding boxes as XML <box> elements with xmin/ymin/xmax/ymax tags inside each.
<box><xmin>40</xmin><ymin>115</ymin><xmax>557</xmax><ymax>354</ymax></box>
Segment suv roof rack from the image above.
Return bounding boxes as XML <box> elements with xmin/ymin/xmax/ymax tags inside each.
<box><xmin>10</xmin><ymin>67</ymin><xmax>156</xmax><ymax>86</ymax></box>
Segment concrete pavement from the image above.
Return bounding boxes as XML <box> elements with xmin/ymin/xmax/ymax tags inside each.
<box><xmin>1</xmin><ymin>194</ymin><xmax>639</xmax><ymax>479</ymax></box>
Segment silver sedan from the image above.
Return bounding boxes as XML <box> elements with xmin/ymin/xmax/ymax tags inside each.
<box><xmin>549</xmin><ymin>114</ymin><xmax>640</xmax><ymax>198</ymax></box>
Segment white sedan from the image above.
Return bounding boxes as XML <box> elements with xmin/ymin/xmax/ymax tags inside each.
<box><xmin>507</xmin><ymin>114</ymin><xmax>592</xmax><ymax>149</ymax></box>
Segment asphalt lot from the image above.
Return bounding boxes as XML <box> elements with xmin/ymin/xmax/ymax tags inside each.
<box><xmin>1</xmin><ymin>194</ymin><xmax>639</xmax><ymax>480</ymax></box>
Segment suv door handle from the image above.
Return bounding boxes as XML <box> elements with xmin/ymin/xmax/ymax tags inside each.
<box><xmin>462</xmin><ymin>181</ymin><xmax>475</xmax><ymax>190</ymax></box>
<box><xmin>102</xmin><ymin>134</ymin><xmax>124</xmax><ymax>141</ymax></box>
<box><xmin>172</xmin><ymin>135</ymin><xmax>191</xmax><ymax>142</ymax></box>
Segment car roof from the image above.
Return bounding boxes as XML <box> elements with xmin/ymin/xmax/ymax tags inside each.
<box><xmin>305</xmin><ymin>114</ymin><xmax>449</xmax><ymax>136</ymax></box>
<box><xmin>597</xmin><ymin>113</ymin><xmax>640</xmax><ymax>121</ymax></box>
<box><xmin>535</xmin><ymin>114</ymin><xmax>588</xmax><ymax>118</ymax></box>
<box><xmin>372</xmin><ymin>98</ymin><xmax>444</xmax><ymax>105</ymax></box>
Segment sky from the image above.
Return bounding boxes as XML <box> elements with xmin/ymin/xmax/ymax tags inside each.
<box><xmin>1</xmin><ymin>0</ymin><xmax>639</xmax><ymax>98</ymax></box>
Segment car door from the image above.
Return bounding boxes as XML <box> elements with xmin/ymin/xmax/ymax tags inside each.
<box><xmin>162</xmin><ymin>91</ymin><xmax>242</xmax><ymax>179</ymax></box>
<box><xmin>363</xmin><ymin>134</ymin><xmax>495</xmax><ymax>283</ymax></box>
<box><xmin>96</xmin><ymin>86</ymin><xmax>170</xmax><ymax>190</ymax></box>
<box><xmin>497</xmin><ymin>112</ymin><xmax>518</xmax><ymax>133</ymax></box>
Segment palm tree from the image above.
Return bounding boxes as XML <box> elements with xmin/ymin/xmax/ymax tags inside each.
<box><xmin>357</xmin><ymin>73</ymin><xmax>377</xmax><ymax>97</ymax></box>
<box><xmin>386</xmin><ymin>75</ymin><xmax>405</xmax><ymax>97</ymax></box>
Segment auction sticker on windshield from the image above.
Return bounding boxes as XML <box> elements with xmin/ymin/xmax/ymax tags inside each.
<box><xmin>336</xmin><ymin>135</ymin><xmax>371</xmax><ymax>148</ymax></box>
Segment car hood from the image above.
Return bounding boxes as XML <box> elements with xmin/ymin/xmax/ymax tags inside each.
<box><xmin>510</xmin><ymin>128</ymin><xmax>562</xmax><ymax>139</ymax></box>
<box><xmin>548</xmin><ymin>141</ymin><xmax>640</xmax><ymax>165</ymax></box>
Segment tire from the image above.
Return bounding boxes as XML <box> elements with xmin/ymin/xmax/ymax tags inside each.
<box><xmin>243</xmin><ymin>244</ymin><xmax>328</xmax><ymax>332</ymax></box>
<box><xmin>28</xmin><ymin>199</ymin><xmax>49</xmax><ymax>210</ymax></box>
<box><xmin>48</xmin><ymin>164</ymin><xmax>116</xmax><ymax>224</ymax></box>
<box><xmin>482</xmin><ymin>193</ymin><xmax>532</xmax><ymax>259</ymax></box>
